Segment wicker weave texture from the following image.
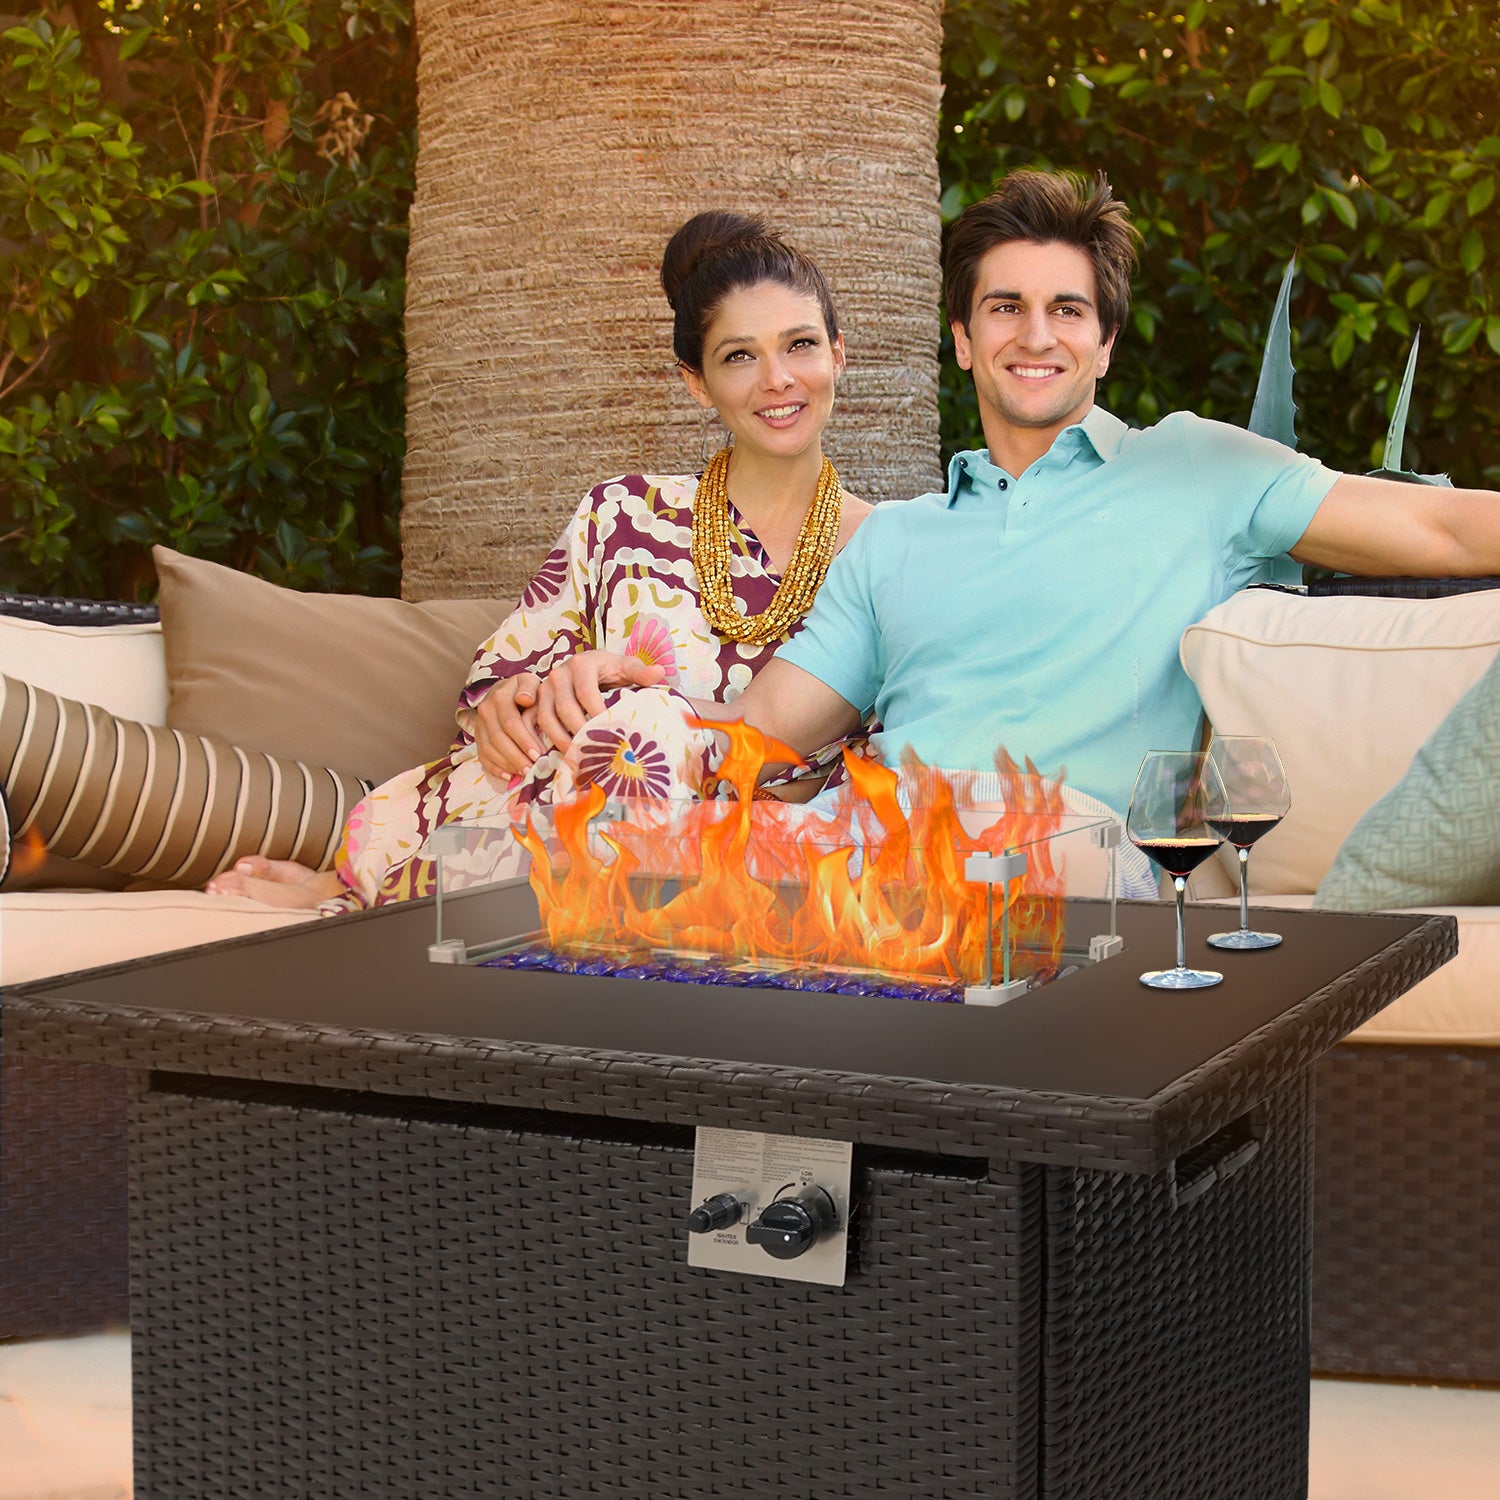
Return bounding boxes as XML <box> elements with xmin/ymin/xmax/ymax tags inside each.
<box><xmin>0</xmin><ymin>1054</ymin><xmax>129</xmax><ymax>1338</ymax></box>
<box><xmin>1307</xmin><ymin>576</ymin><xmax>1500</xmax><ymax>599</ymax></box>
<box><xmin>0</xmin><ymin>591</ymin><xmax>158</xmax><ymax>626</ymax></box>
<box><xmin>132</xmin><ymin>1080</ymin><xmax>1040</xmax><ymax>1498</ymax></box>
<box><xmin>6</xmin><ymin>907</ymin><xmax>1454</xmax><ymax>1180</ymax></box>
<box><xmin>1312</xmin><ymin>1044</ymin><xmax>1500</xmax><ymax>1381</ymax></box>
<box><xmin>1041</xmin><ymin>1080</ymin><xmax>1311</xmax><ymax>1500</ymax></box>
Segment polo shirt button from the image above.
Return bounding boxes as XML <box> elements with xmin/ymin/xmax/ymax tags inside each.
<box><xmin>997</xmin><ymin>478</ymin><xmax>1008</xmax><ymax>489</ymax></box>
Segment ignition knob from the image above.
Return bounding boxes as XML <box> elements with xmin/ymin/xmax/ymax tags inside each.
<box><xmin>745</xmin><ymin>1185</ymin><xmax>837</xmax><ymax>1260</ymax></box>
<box><xmin>686</xmin><ymin>1192</ymin><xmax>746</xmax><ymax>1234</ymax></box>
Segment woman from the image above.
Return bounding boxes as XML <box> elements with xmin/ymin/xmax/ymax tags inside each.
<box><xmin>208</xmin><ymin>210</ymin><xmax>872</xmax><ymax>910</ymax></box>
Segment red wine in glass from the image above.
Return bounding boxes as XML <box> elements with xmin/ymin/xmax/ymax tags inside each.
<box><xmin>1127</xmin><ymin>752</ymin><xmax>1229</xmax><ymax>989</ymax></box>
<box><xmin>1132</xmin><ymin>837</ymin><xmax>1224</xmax><ymax>878</ymax></box>
<box><xmin>1206</xmin><ymin>738</ymin><xmax>1291</xmax><ymax>952</ymax></box>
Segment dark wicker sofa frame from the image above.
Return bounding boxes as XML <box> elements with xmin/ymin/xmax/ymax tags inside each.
<box><xmin>2</xmin><ymin>588</ymin><xmax>1496</xmax><ymax>1382</ymax></box>
<box><xmin>1</xmin><ymin>592</ymin><xmax>154</xmax><ymax>1339</ymax></box>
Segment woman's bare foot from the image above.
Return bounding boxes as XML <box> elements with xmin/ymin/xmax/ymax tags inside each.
<box><xmin>205</xmin><ymin>856</ymin><xmax>344</xmax><ymax>909</ymax></box>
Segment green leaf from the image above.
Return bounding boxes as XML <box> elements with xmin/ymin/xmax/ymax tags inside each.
<box><xmin>286</xmin><ymin>22</ymin><xmax>311</xmax><ymax>51</ymax></box>
<box><xmin>1360</xmin><ymin>125</ymin><xmax>1387</xmax><ymax>153</ymax></box>
<box><xmin>1067</xmin><ymin>79</ymin><xmax>1091</xmax><ymax>118</ymax></box>
<box><xmin>1444</xmin><ymin>316</ymin><xmax>1484</xmax><ymax>354</ymax></box>
<box><xmin>1252</xmin><ymin>142</ymin><xmax>1284</xmax><ymax>170</ymax></box>
<box><xmin>1486</xmin><ymin>318</ymin><xmax>1500</xmax><ymax>356</ymax></box>
<box><xmin>1305</xmin><ymin>20</ymin><xmax>1331</xmax><ymax>57</ymax></box>
<box><xmin>3</xmin><ymin>25</ymin><xmax>47</xmax><ymax>48</ymax></box>
<box><xmin>118</xmin><ymin>27</ymin><xmax>151</xmax><ymax>61</ymax></box>
<box><xmin>1317</xmin><ymin>79</ymin><xmax>1343</xmax><ymax>118</ymax></box>
<box><xmin>179</xmin><ymin>180</ymin><xmax>217</xmax><ymax>197</ymax></box>
<box><xmin>1467</xmin><ymin>177</ymin><xmax>1495</xmax><ymax>216</ymax></box>
<box><xmin>1323</xmin><ymin>188</ymin><xmax>1357</xmax><ymax>229</ymax></box>
<box><xmin>1246</xmin><ymin>78</ymin><xmax>1275</xmax><ymax>110</ymax></box>
<box><xmin>1460</xmin><ymin>228</ymin><xmax>1485</xmax><ymax>273</ymax></box>
<box><xmin>1004</xmin><ymin>87</ymin><xmax>1026</xmax><ymax>122</ymax></box>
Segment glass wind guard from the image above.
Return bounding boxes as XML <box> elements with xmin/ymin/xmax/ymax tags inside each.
<box><xmin>423</xmin><ymin>777</ymin><xmax>1125</xmax><ymax>1005</ymax></box>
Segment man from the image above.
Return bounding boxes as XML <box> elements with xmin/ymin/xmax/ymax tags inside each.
<box><xmin>531</xmin><ymin>169</ymin><xmax>1500</xmax><ymax>817</ymax></box>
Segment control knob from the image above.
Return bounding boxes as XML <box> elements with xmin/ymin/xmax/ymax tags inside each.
<box><xmin>744</xmin><ymin>1185</ymin><xmax>838</xmax><ymax>1260</ymax></box>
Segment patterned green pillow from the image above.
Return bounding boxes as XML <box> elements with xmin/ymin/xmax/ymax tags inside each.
<box><xmin>1316</xmin><ymin>648</ymin><xmax>1500</xmax><ymax>909</ymax></box>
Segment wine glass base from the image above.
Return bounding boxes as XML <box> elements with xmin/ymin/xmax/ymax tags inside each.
<box><xmin>1206</xmin><ymin>930</ymin><xmax>1283</xmax><ymax>950</ymax></box>
<box><xmin>1139</xmin><ymin>966</ymin><xmax>1223</xmax><ymax>989</ymax></box>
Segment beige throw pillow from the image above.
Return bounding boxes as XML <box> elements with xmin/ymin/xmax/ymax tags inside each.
<box><xmin>1181</xmin><ymin>587</ymin><xmax>1500</xmax><ymax>895</ymax></box>
<box><xmin>154</xmin><ymin>547</ymin><xmax>512</xmax><ymax>786</ymax></box>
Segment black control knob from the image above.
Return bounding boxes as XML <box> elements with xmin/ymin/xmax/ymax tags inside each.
<box><xmin>744</xmin><ymin>1186</ymin><xmax>837</xmax><ymax>1260</ymax></box>
<box><xmin>687</xmin><ymin>1192</ymin><xmax>746</xmax><ymax>1234</ymax></box>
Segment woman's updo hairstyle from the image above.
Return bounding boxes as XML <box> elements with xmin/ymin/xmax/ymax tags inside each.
<box><xmin>661</xmin><ymin>211</ymin><xmax>840</xmax><ymax>372</ymax></box>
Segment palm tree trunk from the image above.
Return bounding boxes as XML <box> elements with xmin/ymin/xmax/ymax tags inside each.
<box><xmin>401</xmin><ymin>0</ymin><xmax>943</xmax><ymax>602</ymax></box>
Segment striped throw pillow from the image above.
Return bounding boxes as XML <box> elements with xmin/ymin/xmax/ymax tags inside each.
<box><xmin>0</xmin><ymin>674</ymin><xmax>372</xmax><ymax>890</ymax></box>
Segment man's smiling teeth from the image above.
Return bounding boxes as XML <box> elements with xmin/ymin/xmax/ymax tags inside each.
<box><xmin>759</xmin><ymin>404</ymin><xmax>803</xmax><ymax>418</ymax></box>
<box><xmin>1010</xmin><ymin>367</ymin><xmax>1060</xmax><ymax>380</ymax></box>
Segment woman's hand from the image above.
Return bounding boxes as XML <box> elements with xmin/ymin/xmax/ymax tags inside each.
<box><xmin>536</xmin><ymin>650</ymin><xmax>666</xmax><ymax>752</ymax></box>
<box><xmin>473</xmin><ymin>673</ymin><xmax>545</xmax><ymax>779</ymax></box>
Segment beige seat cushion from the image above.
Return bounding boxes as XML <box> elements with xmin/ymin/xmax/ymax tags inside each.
<box><xmin>1204</xmin><ymin>894</ymin><xmax>1500</xmax><ymax>1045</ymax></box>
<box><xmin>1181</xmin><ymin>589</ymin><xmax>1500</xmax><ymax>895</ymax></box>
<box><xmin>0</xmin><ymin>890</ymin><xmax>316</xmax><ymax>988</ymax></box>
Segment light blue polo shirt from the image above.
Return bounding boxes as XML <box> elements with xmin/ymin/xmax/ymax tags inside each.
<box><xmin>780</xmin><ymin>407</ymin><xmax>1337</xmax><ymax>817</ymax></box>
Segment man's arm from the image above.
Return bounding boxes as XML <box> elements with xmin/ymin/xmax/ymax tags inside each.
<box><xmin>690</xmin><ymin>658</ymin><xmax>863</xmax><ymax>763</ymax></box>
<box><xmin>1291</xmin><ymin>473</ymin><xmax>1500</xmax><ymax>576</ymax></box>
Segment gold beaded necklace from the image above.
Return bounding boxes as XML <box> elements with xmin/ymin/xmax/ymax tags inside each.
<box><xmin>691</xmin><ymin>446</ymin><xmax>843</xmax><ymax>645</ymax></box>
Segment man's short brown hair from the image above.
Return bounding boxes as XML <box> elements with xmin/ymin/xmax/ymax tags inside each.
<box><xmin>943</xmin><ymin>169</ymin><xmax>1142</xmax><ymax>342</ymax></box>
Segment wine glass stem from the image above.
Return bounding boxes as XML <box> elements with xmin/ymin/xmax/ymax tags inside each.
<box><xmin>1238</xmin><ymin>847</ymin><xmax>1251</xmax><ymax>933</ymax></box>
<box><xmin>1174</xmin><ymin>876</ymin><xmax>1187</xmax><ymax>970</ymax></box>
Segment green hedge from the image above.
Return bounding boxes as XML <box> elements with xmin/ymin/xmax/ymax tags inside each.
<box><xmin>941</xmin><ymin>0</ymin><xmax>1499</xmax><ymax>486</ymax></box>
<box><xmin>1</xmin><ymin>1</ymin><xmax>413</xmax><ymax>597</ymax></box>
<box><xmin>5</xmin><ymin>1</ymin><xmax>1495</xmax><ymax>596</ymax></box>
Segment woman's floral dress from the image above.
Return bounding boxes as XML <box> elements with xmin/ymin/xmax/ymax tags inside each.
<box><xmin>325</xmin><ymin>473</ymin><xmax>863</xmax><ymax>910</ymax></box>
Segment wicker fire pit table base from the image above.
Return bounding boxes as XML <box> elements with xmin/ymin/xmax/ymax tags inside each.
<box><xmin>6</xmin><ymin>888</ymin><xmax>1453</xmax><ymax>1500</ymax></box>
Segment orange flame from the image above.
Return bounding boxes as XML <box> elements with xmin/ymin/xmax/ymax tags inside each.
<box><xmin>9</xmin><ymin>825</ymin><xmax>49</xmax><ymax>879</ymax></box>
<box><xmin>516</xmin><ymin>722</ymin><xmax>1069</xmax><ymax>987</ymax></box>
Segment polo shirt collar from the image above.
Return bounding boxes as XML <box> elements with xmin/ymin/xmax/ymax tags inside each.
<box><xmin>944</xmin><ymin>405</ymin><xmax>1130</xmax><ymax>507</ymax></box>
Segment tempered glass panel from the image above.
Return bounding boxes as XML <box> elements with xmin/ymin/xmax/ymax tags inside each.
<box><xmin>424</xmin><ymin>781</ymin><xmax>1122</xmax><ymax>1001</ymax></box>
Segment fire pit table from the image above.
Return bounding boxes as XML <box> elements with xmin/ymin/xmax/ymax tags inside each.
<box><xmin>5</xmin><ymin>884</ymin><xmax>1453</xmax><ymax>1500</ymax></box>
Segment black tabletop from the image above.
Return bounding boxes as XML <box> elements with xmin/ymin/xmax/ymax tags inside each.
<box><xmin>10</xmin><ymin>883</ymin><xmax>1451</xmax><ymax>1105</ymax></box>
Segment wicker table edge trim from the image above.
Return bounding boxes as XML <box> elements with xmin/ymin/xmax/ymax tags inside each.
<box><xmin>6</xmin><ymin>992</ymin><xmax>1212</xmax><ymax>1174</ymax></box>
<box><xmin>1147</xmin><ymin>912</ymin><xmax>1457</xmax><ymax>1157</ymax></box>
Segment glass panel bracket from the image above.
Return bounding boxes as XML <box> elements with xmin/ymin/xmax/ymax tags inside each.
<box><xmin>963</xmin><ymin>850</ymin><xmax>1030</xmax><ymax>1007</ymax></box>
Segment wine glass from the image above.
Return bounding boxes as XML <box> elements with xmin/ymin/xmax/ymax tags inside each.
<box><xmin>1127</xmin><ymin>751</ymin><xmax>1229</xmax><ymax>989</ymax></box>
<box><xmin>1206</xmin><ymin>735</ymin><xmax>1291</xmax><ymax>951</ymax></box>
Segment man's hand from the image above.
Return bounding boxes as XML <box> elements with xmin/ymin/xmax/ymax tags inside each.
<box><xmin>535</xmin><ymin>651</ymin><xmax>667</xmax><ymax>752</ymax></box>
<box><xmin>473</xmin><ymin>673</ymin><xmax>545</xmax><ymax>780</ymax></box>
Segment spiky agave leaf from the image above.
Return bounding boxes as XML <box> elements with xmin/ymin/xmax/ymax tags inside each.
<box><xmin>1372</xmin><ymin>331</ymin><xmax>1452</xmax><ymax>487</ymax></box>
<box><xmin>1248</xmin><ymin>257</ymin><xmax>1299</xmax><ymax>450</ymax></box>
